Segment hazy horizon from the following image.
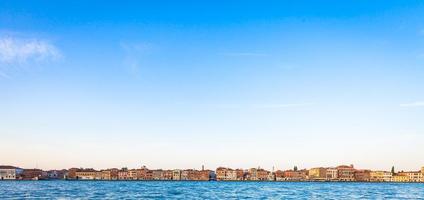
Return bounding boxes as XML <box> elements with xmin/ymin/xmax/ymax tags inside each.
<box><xmin>1</xmin><ymin>1</ymin><xmax>424</xmax><ymax>171</ymax></box>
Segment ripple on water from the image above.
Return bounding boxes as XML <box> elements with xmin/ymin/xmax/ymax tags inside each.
<box><xmin>1</xmin><ymin>181</ymin><xmax>424</xmax><ymax>199</ymax></box>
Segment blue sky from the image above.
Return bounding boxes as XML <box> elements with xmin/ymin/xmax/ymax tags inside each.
<box><xmin>1</xmin><ymin>1</ymin><xmax>424</xmax><ymax>170</ymax></box>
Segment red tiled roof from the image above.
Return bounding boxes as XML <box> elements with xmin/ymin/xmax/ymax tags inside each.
<box><xmin>0</xmin><ymin>165</ymin><xmax>18</xmax><ymax>169</ymax></box>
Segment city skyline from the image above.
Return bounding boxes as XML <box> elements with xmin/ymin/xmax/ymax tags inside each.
<box><xmin>2</xmin><ymin>163</ymin><xmax>424</xmax><ymax>183</ymax></box>
<box><xmin>1</xmin><ymin>1</ymin><xmax>424</xmax><ymax>170</ymax></box>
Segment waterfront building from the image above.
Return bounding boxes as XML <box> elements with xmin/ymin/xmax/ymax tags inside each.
<box><xmin>146</xmin><ymin>170</ymin><xmax>153</xmax><ymax>180</ymax></box>
<box><xmin>309</xmin><ymin>167</ymin><xmax>327</xmax><ymax>180</ymax></box>
<box><xmin>128</xmin><ymin>169</ymin><xmax>138</xmax><ymax>180</ymax></box>
<box><xmin>67</xmin><ymin>168</ymin><xmax>78</xmax><ymax>179</ymax></box>
<box><xmin>409</xmin><ymin>171</ymin><xmax>423</xmax><ymax>182</ymax></box>
<box><xmin>392</xmin><ymin>174</ymin><xmax>409</xmax><ymax>182</ymax></box>
<box><xmin>152</xmin><ymin>170</ymin><xmax>164</xmax><ymax>180</ymax></box>
<box><xmin>111</xmin><ymin>168</ymin><xmax>119</xmax><ymax>180</ymax></box>
<box><xmin>326</xmin><ymin>168</ymin><xmax>338</xmax><ymax>180</ymax></box>
<box><xmin>274</xmin><ymin>170</ymin><xmax>285</xmax><ymax>181</ymax></box>
<box><xmin>46</xmin><ymin>170</ymin><xmax>67</xmax><ymax>179</ymax></box>
<box><xmin>69</xmin><ymin>168</ymin><xmax>101</xmax><ymax>180</ymax></box>
<box><xmin>75</xmin><ymin>169</ymin><xmax>98</xmax><ymax>180</ymax></box>
<box><xmin>257</xmin><ymin>168</ymin><xmax>270</xmax><ymax>181</ymax></box>
<box><xmin>184</xmin><ymin>169</ymin><xmax>210</xmax><ymax>181</ymax></box>
<box><xmin>73</xmin><ymin>168</ymin><xmax>102</xmax><ymax>180</ymax></box>
<box><xmin>216</xmin><ymin>167</ymin><xmax>229</xmax><ymax>181</ymax></box>
<box><xmin>137</xmin><ymin>166</ymin><xmax>152</xmax><ymax>180</ymax></box>
<box><xmin>180</xmin><ymin>170</ymin><xmax>190</xmax><ymax>180</ymax></box>
<box><xmin>95</xmin><ymin>171</ymin><xmax>102</xmax><ymax>179</ymax></box>
<box><xmin>421</xmin><ymin>167</ymin><xmax>424</xmax><ymax>174</ymax></box>
<box><xmin>226</xmin><ymin>169</ymin><xmax>237</xmax><ymax>180</ymax></box>
<box><xmin>209</xmin><ymin>170</ymin><xmax>217</xmax><ymax>180</ymax></box>
<box><xmin>198</xmin><ymin>170</ymin><xmax>212</xmax><ymax>181</ymax></box>
<box><xmin>248</xmin><ymin>168</ymin><xmax>258</xmax><ymax>181</ymax></box>
<box><xmin>398</xmin><ymin>171</ymin><xmax>423</xmax><ymax>182</ymax></box>
<box><xmin>354</xmin><ymin>170</ymin><xmax>371</xmax><ymax>182</ymax></box>
<box><xmin>118</xmin><ymin>169</ymin><xmax>129</xmax><ymax>180</ymax></box>
<box><xmin>283</xmin><ymin>170</ymin><xmax>307</xmax><ymax>181</ymax></box>
<box><xmin>267</xmin><ymin>172</ymin><xmax>275</xmax><ymax>181</ymax></box>
<box><xmin>0</xmin><ymin>165</ymin><xmax>23</xmax><ymax>180</ymax></box>
<box><xmin>163</xmin><ymin>170</ymin><xmax>173</xmax><ymax>180</ymax></box>
<box><xmin>336</xmin><ymin>165</ymin><xmax>355</xmax><ymax>181</ymax></box>
<box><xmin>187</xmin><ymin>170</ymin><xmax>198</xmax><ymax>180</ymax></box>
<box><xmin>100</xmin><ymin>168</ymin><xmax>118</xmax><ymax>180</ymax></box>
<box><xmin>370</xmin><ymin>171</ymin><xmax>392</xmax><ymax>182</ymax></box>
<box><xmin>137</xmin><ymin>167</ymin><xmax>147</xmax><ymax>180</ymax></box>
<box><xmin>22</xmin><ymin>169</ymin><xmax>45</xmax><ymax>180</ymax></box>
<box><xmin>100</xmin><ymin>170</ymin><xmax>111</xmax><ymax>180</ymax></box>
<box><xmin>235</xmin><ymin>169</ymin><xmax>244</xmax><ymax>180</ymax></box>
<box><xmin>0</xmin><ymin>166</ymin><xmax>15</xmax><ymax>180</ymax></box>
<box><xmin>172</xmin><ymin>169</ymin><xmax>181</xmax><ymax>180</ymax></box>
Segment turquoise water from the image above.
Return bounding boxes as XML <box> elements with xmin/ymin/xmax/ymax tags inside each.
<box><xmin>1</xmin><ymin>181</ymin><xmax>423</xmax><ymax>199</ymax></box>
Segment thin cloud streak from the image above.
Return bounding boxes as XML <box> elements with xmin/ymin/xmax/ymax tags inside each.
<box><xmin>252</xmin><ymin>103</ymin><xmax>315</xmax><ymax>109</ymax></box>
<box><xmin>0</xmin><ymin>37</ymin><xmax>61</xmax><ymax>64</ymax></box>
<box><xmin>0</xmin><ymin>70</ymin><xmax>11</xmax><ymax>79</ymax></box>
<box><xmin>400</xmin><ymin>101</ymin><xmax>424</xmax><ymax>107</ymax></box>
<box><xmin>120</xmin><ymin>42</ymin><xmax>151</xmax><ymax>76</ymax></box>
<box><xmin>211</xmin><ymin>103</ymin><xmax>314</xmax><ymax>109</ymax></box>
<box><xmin>220</xmin><ymin>52</ymin><xmax>269</xmax><ymax>57</ymax></box>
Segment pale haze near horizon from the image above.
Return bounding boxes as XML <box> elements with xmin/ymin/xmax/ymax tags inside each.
<box><xmin>1</xmin><ymin>1</ymin><xmax>424</xmax><ymax>171</ymax></box>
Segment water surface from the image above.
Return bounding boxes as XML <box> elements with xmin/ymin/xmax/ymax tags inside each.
<box><xmin>1</xmin><ymin>181</ymin><xmax>423</xmax><ymax>199</ymax></box>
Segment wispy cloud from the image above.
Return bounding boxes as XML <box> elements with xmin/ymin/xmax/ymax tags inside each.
<box><xmin>400</xmin><ymin>101</ymin><xmax>424</xmax><ymax>107</ymax></box>
<box><xmin>220</xmin><ymin>52</ymin><xmax>269</xmax><ymax>57</ymax></box>
<box><xmin>211</xmin><ymin>103</ymin><xmax>314</xmax><ymax>109</ymax></box>
<box><xmin>0</xmin><ymin>36</ymin><xmax>61</xmax><ymax>64</ymax></box>
<box><xmin>120</xmin><ymin>42</ymin><xmax>151</xmax><ymax>76</ymax></box>
<box><xmin>0</xmin><ymin>70</ymin><xmax>10</xmax><ymax>79</ymax></box>
<box><xmin>252</xmin><ymin>103</ymin><xmax>315</xmax><ymax>108</ymax></box>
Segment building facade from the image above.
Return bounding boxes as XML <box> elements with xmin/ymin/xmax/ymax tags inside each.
<box><xmin>172</xmin><ymin>170</ymin><xmax>181</xmax><ymax>180</ymax></box>
<box><xmin>336</xmin><ymin>165</ymin><xmax>355</xmax><ymax>181</ymax></box>
<box><xmin>257</xmin><ymin>169</ymin><xmax>270</xmax><ymax>181</ymax></box>
<box><xmin>392</xmin><ymin>174</ymin><xmax>409</xmax><ymax>182</ymax></box>
<box><xmin>216</xmin><ymin>167</ymin><xmax>226</xmax><ymax>181</ymax></box>
<box><xmin>152</xmin><ymin>170</ymin><xmax>164</xmax><ymax>180</ymax></box>
<box><xmin>354</xmin><ymin>170</ymin><xmax>371</xmax><ymax>182</ymax></box>
<box><xmin>326</xmin><ymin>168</ymin><xmax>338</xmax><ymax>180</ymax></box>
<box><xmin>247</xmin><ymin>168</ymin><xmax>258</xmax><ymax>181</ymax></box>
<box><xmin>73</xmin><ymin>168</ymin><xmax>100</xmax><ymax>180</ymax></box>
<box><xmin>370</xmin><ymin>171</ymin><xmax>392</xmax><ymax>182</ymax></box>
<box><xmin>0</xmin><ymin>166</ymin><xmax>21</xmax><ymax>180</ymax></box>
<box><xmin>283</xmin><ymin>170</ymin><xmax>307</xmax><ymax>181</ymax></box>
<box><xmin>309</xmin><ymin>167</ymin><xmax>326</xmax><ymax>180</ymax></box>
<box><xmin>275</xmin><ymin>170</ymin><xmax>285</xmax><ymax>181</ymax></box>
<box><xmin>163</xmin><ymin>170</ymin><xmax>173</xmax><ymax>180</ymax></box>
<box><xmin>398</xmin><ymin>171</ymin><xmax>423</xmax><ymax>182</ymax></box>
<box><xmin>46</xmin><ymin>170</ymin><xmax>67</xmax><ymax>179</ymax></box>
<box><xmin>22</xmin><ymin>169</ymin><xmax>45</xmax><ymax>180</ymax></box>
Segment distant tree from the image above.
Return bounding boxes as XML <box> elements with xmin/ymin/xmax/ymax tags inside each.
<box><xmin>391</xmin><ymin>166</ymin><xmax>395</xmax><ymax>174</ymax></box>
<box><xmin>294</xmin><ymin>166</ymin><xmax>298</xmax><ymax>171</ymax></box>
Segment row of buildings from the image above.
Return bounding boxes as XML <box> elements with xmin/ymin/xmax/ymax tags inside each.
<box><xmin>0</xmin><ymin>166</ymin><xmax>67</xmax><ymax>180</ymax></box>
<box><xmin>214</xmin><ymin>165</ymin><xmax>424</xmax><ymax>182</ymax></box>
<box><xmin>2</xmin><ymin>165</ymin><xmax>424</xmax><ymax>182</ymax></box>
<box><xmin>67</xmin><ymin>166</ymin><xmax>212</xmax><ymax>181</ymax></box>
